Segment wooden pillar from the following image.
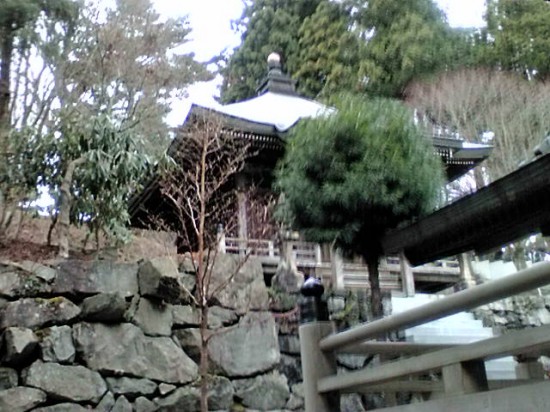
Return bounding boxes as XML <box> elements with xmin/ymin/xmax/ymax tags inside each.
<box><xmin>442</xmin><ymin>360</ymin><xmax>488</xmax><ymax>396</ymax></box>
<box><xmin>315</xmin><ymin>244</ymin><xmax>323</xmax><ymax>265</ymax></box>
<box><xmin>400</xmin><ymin>251</ymin><xmax>415</xmax><ymax>297</ymax></box>
<box><xmin>237</xmin><ymin>191</ymin><xmax>247</xmax><ymax>241</ymax></box>
<box><xmin>515</xmin><ymin>358</ymin><xmax>545</xmax><ymax>379</ymax></box>
<box><xmin>330</xmin><ymin>247</ymin><xmax>345</xmax><ymax>291</ymax></box>
<box><xmin>299</xmin><ymin>322</ymin><xmax>340</xmax><ymax>412</ymax></box>
<box><xmin>236</xmin><ymin>174</ymin><xmax>248</xmax><ymax>250</ymax></box>
<box><xmin>217</xmin><ymin>224</ymin><xmax>226</xmax><ymax>254</ymax></box>
<box><xmin>459</xmin><ymin>252</ymin><xmax>476</xmax><ymax>289</ymax></box>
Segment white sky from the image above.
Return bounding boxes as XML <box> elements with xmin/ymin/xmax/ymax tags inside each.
<box><xmin>156</xmin><ymin>0</ymin><xmax>486</xmax><ymax>124</ymax></box>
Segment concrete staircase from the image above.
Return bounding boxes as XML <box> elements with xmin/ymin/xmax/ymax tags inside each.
<box><xmin>392</xmin><ymin>293</ymin><xmax>518</xmax><ymax>380</ymax></box>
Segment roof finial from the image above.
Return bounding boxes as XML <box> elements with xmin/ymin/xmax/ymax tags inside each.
<box><xmin>257</xmin><ymin>52</ymin><xmax>297</xmax><ymax>96</ymax></box>
<box><xmin>267</xmin><ymin>52</ymin><xmax>281</xmax><ymax>69</ymax></box>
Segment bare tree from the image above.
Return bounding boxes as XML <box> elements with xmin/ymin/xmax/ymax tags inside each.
<box><xmin>406</xmin><ymin>68</ymin><xmax>550</xmax><ymax>185</ymax></box>
<box><xmin>158</xmin><ymin>110</ymin><xmax>258</xmax><ymax>412</ymax></box>
<box><xmin>0</xmin><ymin>4</ymin><xmax>76</xmax><ymax>241</ymax></box>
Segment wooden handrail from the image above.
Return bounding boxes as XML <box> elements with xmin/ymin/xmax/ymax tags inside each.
<box><xmin>320</xmin><ymin>262</ymin><xmax>550</xmax><ymax>352</ymax></box>
<box><xmin>317</xmin><ymin>324</ymin><xmax>550</xmax><ymax>393</ymax></box>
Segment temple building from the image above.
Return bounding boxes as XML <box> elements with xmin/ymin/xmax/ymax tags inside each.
<box><xmin>129</xmin><ymin>53</ymin><xmax>492</xmax><ymax>293</ymax></box>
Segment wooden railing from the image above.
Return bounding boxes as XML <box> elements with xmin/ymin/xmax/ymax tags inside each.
<box><xmin>223</xmin><ymin>237</ymin><xmax>280</xmax><ymax>259</ymax></box>
<box><xmin>221</xmin><ymin>237</ymin><xmax>460</xmax><ymax>292</ymax></box>
<box><xmin>299</xmin><ymin>262</ymin><xmax>550</xmax><ymax>412</ymax></box>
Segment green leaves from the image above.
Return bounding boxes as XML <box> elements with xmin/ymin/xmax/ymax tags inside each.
<box><xmin>276</xmin><ymin>93</ymin><xmax>444</xmax><ymax>260</ymax></box>
<box><xmin>359</xmin><ymin>0</ymin><xmax>454</xmax><ymax>98</ymax></box>
<box><xmin>221</xmin><ymin>0</ymin><xmax>472</xmax><ymax>101</ymax></box>
<box><xmin>294</xmin><ymin>1</ymin><xmax>364</xmax><ymax>98</ymax></box>
<box><xmin>47</xmin><ymin>111</ymin><xmax>152</xmax><ymax>241</ymax></box>
<box><xmin>486</xmin><ymin>0</ymin><xmax>550</xmax><ymax>81</ymax></box>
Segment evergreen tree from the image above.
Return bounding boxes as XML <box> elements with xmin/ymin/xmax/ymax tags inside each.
<box><xmin>0</xmin><ymin>0</ymin><xmax>79</xmax><ymax>239</ymax></box>
<box><xmin>276</xmin><ymin>94</ymin><xmax>443</xmax><ymax>317</ymax></box>
<box><xmin>220</xmin><ymin>0</ymin><xmax>322</xmax><ymax>103</ymax></box>
<box><xmin>486</xmin><ymin>0</ymin><xmax>550</xmax><ymax>81</ymax></box>
<box><xmin>294</xmin><ymin>1</ymin><xmax>364</xmax><ymax>98</ymax></box>
<box><xmin>43</xmin><ymin>0</ymin><xmax>211</xmax><ymax>254</ymax></box>
<box><xmin>358</xmin><ymin>0</ymin><xmax>456</xmax><ymax>98</ymax></box>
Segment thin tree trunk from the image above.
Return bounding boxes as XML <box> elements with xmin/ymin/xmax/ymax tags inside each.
<box><xmin>199</xmin><ymin>304</ymin><xmax>209</xmax><ymax>412</ymax></box>
<box><xmin>0</xmin><ymin>188</ymin><xmax>8</xmax><ymax>242</ymax></box>
<box><xmin>0</xmin><ymin>30</ymin><xmax>14</xmax><ymax>236</ymax></box>
<box><xmin>198</xmin><ymin>132</ymin><xmax>209</xmax><ymax>412</ymax></box>
<box><xmin>47</xmin><ymin>214</ymin><xmax>58</xmax><ymax>246</ymax></box>
<box><xmin>0</xmin><ymin>29</ymin><xmax>13</xmax><ymax>135</ymax></box>
<box><xmin>366</xmin><ymin>256</ymin><xmax>383</xmax><ymax>320</ymax></box>
<box><xmin>58</xmin><ymin>157</ymin><xmax>85</xmax><ymax>258</ymax></box>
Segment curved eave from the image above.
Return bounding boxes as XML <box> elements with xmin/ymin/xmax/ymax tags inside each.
<box><xmin>188</xmin><ymin>104</ymin><xmax>287</xmax><ymax>137</ymax></box>
<box><xmin>217</xmin><ymin>91</ymin><xmax>332</xmax><ymax>132</ymax></box>
<box><xmin>433</xmin><ymin>137</ymin><xmax>492</xmax><ymax>181</ymax></box>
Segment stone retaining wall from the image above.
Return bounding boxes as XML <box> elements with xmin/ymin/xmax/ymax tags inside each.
<box><xmin>474</xmin><ymin>294</ymin><xmax>550</xmax><ymax>330</ymax></box>
<box><xmin>0</xmin><ymin>256</ymin><xmax>304</xmax><ymax>412</ymax></box>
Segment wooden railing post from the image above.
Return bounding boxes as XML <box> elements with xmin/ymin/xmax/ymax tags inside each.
<box><xmin>459</xmin><ymin>252</ymin><xmax>476</xmax><ymax>289</ymax></box>
<box><xmin>399</xmin><ymin>251</ymin><xmax>415</xmax><ymax>297</ymax></box>
<box><xmin>442</xmin><ymin>360</ymin><xmax>488</xmax><ymax>396</ymax></box>
<box><xmin>330</xmin><ymin>247</ymin><xmax>344</xmax><ymax>290</ymax></box>
<box><xmin>315</xmin><ymin>244</ymin><xmax>323</xmax><ymax>265</ymax></box>
<box><xmin>299</xmin><ymin>321</ymin><xmax>340</xmax><ymax>412</ymax></box>
<box><xmin>217</xmin><ymin>224</ymin><xmax>226</xmax><ymax>254</ymax></box>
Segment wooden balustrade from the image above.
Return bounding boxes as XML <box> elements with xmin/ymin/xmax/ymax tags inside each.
<box><xmin>300</xmin><ymin>262</ymin><xmax>550</xmax><ymax>412</ymax></box>
<box><xmin>221</xmin><ymin>237</ymin><xmax>460</xmax><ymax>292</ymax></box>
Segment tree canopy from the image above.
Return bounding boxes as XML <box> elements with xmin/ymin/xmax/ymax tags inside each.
<box><xmin>294</xmin><ymin>1</ymin><xmax>364</xmax><ymax>98</ymax></box>
<box><xmin>0</xmin><ymin>0</ymin><xmax>210</xmax><ymax>251</ymax></box>
<box><xmin>485</xmin><ymin>0</ymin><xmax>550</xmax><ymax>81</ymax></box>
<box><xmin>357</xmin><ymin>0</ymin><xmax>459</xmax><ymax>98</ymax></box>
<box><xmin>276</xmin><ymin>94</ymin><xmax>444</xmax><ymax>316</ymax></box>
<box><xmin>221</xmin><ymin>0</ymin><xmax>478</xmax><ymax>101</ymax></box>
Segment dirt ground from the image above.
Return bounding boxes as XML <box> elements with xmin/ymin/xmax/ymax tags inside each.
<box><xmin>0</xmin><ymin>213</ymin><xmax>177</xmax><ymax>264</ymax></box>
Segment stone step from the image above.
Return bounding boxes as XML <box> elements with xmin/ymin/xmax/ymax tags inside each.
<box><xmin>392</xmin><ymin>295</ymin><xmax>518</xmax><ymax>380</ymax></box>
<box><xmin>486</xmin><ymin>357</ymin><xmax>518</xmax><ymax>380</ymax></box>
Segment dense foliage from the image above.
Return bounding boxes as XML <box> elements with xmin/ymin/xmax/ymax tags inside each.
<box><xmin>276</xmin><ymin>94</ymin><xmax>444</xmax><ymax>316</ymax></box>
<box><xmin>294</xmin><ymin>1</ymin><xmax>364</xmax><ymax>98</ymax></box>
<box><xmin>221</xmin><ymin>0</ymin><xmax>475</xmax><ymax>101</ymax></box>
<box><xmin>485</xmin><ymin>0</ymin><xmax>550</xmax><ymax>81</ymax></box>
<box><xmin>357</xmin><ymin>0</ymin><xmax>459</xmax><ymax>98</ymax></box>
<box><xmin>0</xmin><ymin>0</ymin><xmax>210</xmax><ymax>250</ymax></box>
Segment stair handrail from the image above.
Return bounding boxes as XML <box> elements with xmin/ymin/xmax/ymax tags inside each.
<box><xmin>320</xmin><ymin>262</ymin><xmax>550</xmax><ymax>352</ymax></box>
<box><xmin>299</xmin><ymin>262</ymin><xmax>550</xmax><ymax>411</ymax></box>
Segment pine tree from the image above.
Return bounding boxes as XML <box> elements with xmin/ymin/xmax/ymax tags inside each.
<box><xmin>294</xmin><ymin>1</ymin><xmax>364</xmax><ymax>98</ymax></box>
<box><xmin>276</xmin><ymin>94</ymin><xmax>444</xmax><ymax>318</ymax></box>
<box><xmin>358</xmin><ymin>0</ymin><xmax>456</xmax><ymax>98</ymax></box>
<box><xmin>486</xmin><ymin>0</ymin><xmax>550</xmax><ymax>81</ymax></box>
